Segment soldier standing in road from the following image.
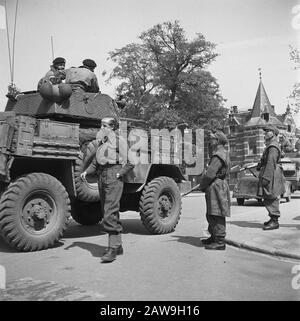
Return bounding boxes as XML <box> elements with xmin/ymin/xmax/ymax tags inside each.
<box><xmin>199</xmin><ymin>130</ymin><xmax>231</xmax><ymax>250</ymax></box>
<box><xmin>257</xmin><ymin>124</ymin><xmax>285</xmax><ymax>230</ymax></box>
<box><xmin>81</xmin><ymin>117</ymin><xmax>134</xmax><ymax>263</ymax></box>
<box><xmin>278</xmin><ymin>133</ymin><xmax>293</xmax><ymax>157</ymax></box>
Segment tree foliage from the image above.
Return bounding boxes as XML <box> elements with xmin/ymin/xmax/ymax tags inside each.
<box><xmin>106</xmin><ymin>21</ymin><xmax>228</xmax><ymax>129</ymax></box>
<box><xmin>289</xmin><ymin>45</ymin><xmax>300</xmax><ymax>114</ymax></box>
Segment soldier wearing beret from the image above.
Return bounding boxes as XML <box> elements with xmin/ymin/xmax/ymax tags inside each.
<box><xmin>257</xmin><ymin>124</ymin><xmax>286</xmax><ymax>230</ymax></box>
<box><xmin>81</xmin><ymin>117</ymin><xmax>134</xmax><ymax>263</ymax></box>
<box><xmin>65</xmin><ymin>58</ymin><xmax>99</xmax><ymax>93</ymax></box>
<box><xmin>37</xmin><ymin>57</ymin><xmax>66</xmax><ymax>90</ymax></box>
<box><xmin>199</xmin><ymin>130</ymin><xmax>231</xmax><ymax>250</ymax></box>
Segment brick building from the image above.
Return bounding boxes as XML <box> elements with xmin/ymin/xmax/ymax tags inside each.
<box><xmin>225</xmin><ymin>76</ymin><xmax>299</xmax><ymax>188</ymax></box>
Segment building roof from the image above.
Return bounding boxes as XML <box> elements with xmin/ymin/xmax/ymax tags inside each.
<box><xmin>245</xmin><ymin>79</ymin><xmax>283</xmax><ymax>128</ymax></box>
<box><xmin>250</xmin><ymin>80</ymin><xmax>276</xmax><ymax>117</ymax></box>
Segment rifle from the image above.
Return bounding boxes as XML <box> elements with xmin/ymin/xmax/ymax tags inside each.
<box><xmin>181</xmin><ymin>183</ymin><xmax>201</xmax><ymax>197</ymax></box>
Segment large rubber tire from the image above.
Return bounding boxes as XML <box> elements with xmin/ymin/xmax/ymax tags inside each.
<box><xmin>0</xmin><ymin>173</ymin><xmax>70</xmax><ymax>252</ymax></box>
<box><xmin>139</xmin><ymin>176</ymin><xmax>182</xmax><ymax>234</ymax></box>
<box><xmin>71</xmin><ymin>199</ymin><xmax>103</xmax><ymax>225</ymax></box>
<box><xmin>74</xmin><ymin>154</ymin><xmax>100</xmax><ymax>202</ymax></box>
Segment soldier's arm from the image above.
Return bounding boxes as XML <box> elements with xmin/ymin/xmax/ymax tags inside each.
<box><xmin>90</xmin><ymin>75</ymin><xmax>100</xmax><ymax>93</ymax></box>
<box><xmin>262</xmin><ymin>147</ymin><xmax>279</xmax><ymax>182</ymax></box>
<box><xmin>85</xmin><ymin>157</ymin><xmax>98</xmax><ymax>175</ymax></box>
<box><xmin>199</xmin><ymin>156</ymin><xmax>223</xmax><ymax>192</ymax></box>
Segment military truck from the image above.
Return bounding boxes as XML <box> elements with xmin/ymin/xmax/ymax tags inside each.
<box><xmin>0</xmin><ymin>85</ymin><xmax>197</xmax><ymax>251</ymax></box>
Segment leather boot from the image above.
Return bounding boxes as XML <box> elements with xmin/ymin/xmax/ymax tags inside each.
<box><xmin>101</xmin><ymin>247</ymin><xmax>118</xmax><ymax>263</ymax></box>
<box><xmin>263</xmin><ymin>218</ymin><xmax>272</xmax><ymax>226</ymax></box>
<box><xmin>201</xmin><ymin>236</ymin><xmax>214</xmax><ymax>245</ymax></box>
<box><xmin>101</xmin><ymin>234</ymin><xmax>123</xmax><ymax>263</ymax></box>
<box><xmin>263</xmin><ymin>217</ymin><xmax>279</xmax><ymax>230</ymax></box>
<box><xmin>205</xmin><ymin>238</ymin><xmax>226</xmax><ymax>250</ymax></box>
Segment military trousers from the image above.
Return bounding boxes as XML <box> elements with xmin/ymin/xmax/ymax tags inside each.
<box><xmin>98</xmin><ymin>164</ymin><xmax>124</xmax><ymax>240</ymax></box>
<box><xmin>206</xmin><ymin>213</ymin><xmax>226</xmax><ymax>240</ymax></box>
<box><xmin>263</xmin><ymin>198</ymin><xmax>280</xmax><ymax>218</ymax></box>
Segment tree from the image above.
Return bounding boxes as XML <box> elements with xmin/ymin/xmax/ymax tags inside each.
<box><xmin>107</xmin><ymin>20</ymin><xmax>228</xmax><ymax>129</ymax></box>
<box><xmin>106</xmin><ymin>43</ymin><xmax>158</xmax><ymax>119</ymax></box>
<box><xmin>289</xmin><ymin>45</ymin><xmax>300</xmax><ymax>114</ymax></box>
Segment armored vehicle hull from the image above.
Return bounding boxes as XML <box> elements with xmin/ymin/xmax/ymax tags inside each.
<box><xmin>0</xmin><ymin>89</ymin><xmax>196</xmax><ymax>251</ymax></box>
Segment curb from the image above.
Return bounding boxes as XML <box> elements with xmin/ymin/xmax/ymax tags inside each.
<box><xmin>225</xmin><ymin>238</ymin><xmax>300</xmax><ymax>261</ymax></box>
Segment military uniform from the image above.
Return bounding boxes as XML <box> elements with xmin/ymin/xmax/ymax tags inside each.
<box><xmin>84</xmin><ymin>128</ymin><xmax>134</xmax><ymax>261</ymax></box>
<box><xmin>65</xmin><ymin>67</ymin><xmax>99</xmax><ymax>93</ymax></box>
<box><xmin>199</xmin><ymin>132</ymin><xmax>230</xmax><ymax>250</ymax></box>
<box><xmin>37</xmin><ymin>57</ymin><xmax>66</xmax><ymax>90</ymax></box>
<box><xmin>37</xmin><ymin>66</ymin><xmax>66</xmax><ymax>90</ymax></box>
<box><xmin>257</xmin><ymin>135</ymin><xmax>285</xmax><ymax>230</ymax></box>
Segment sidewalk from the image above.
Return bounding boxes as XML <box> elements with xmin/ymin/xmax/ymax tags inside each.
<box><xmin>189</xmin><ymin>191</ymin><xmax>300</xmax><ymax>261</ymax></box>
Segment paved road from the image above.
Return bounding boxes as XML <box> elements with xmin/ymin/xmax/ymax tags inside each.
<box><xmin>0</xmin><ymin>195</ymin><xmax>299</xmax><ymax>301</ymax></box>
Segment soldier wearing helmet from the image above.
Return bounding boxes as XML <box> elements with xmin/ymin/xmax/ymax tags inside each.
<box><xmin>37</xmin><ymin>57</ymin><xmax>66</xmax><ymax>90</ymax></box>
<box><xmin>199</xmin><ymin>130</ymin><xmax>231</xmax><ymax>250</ymax></box>
<box><xmin>257</xmin><ymin>124</ymin><xmax>285</xmax><ymax>230</ymax></box>
<box><xmin>81</xmin><ymin>117</ymin><xmax>134</xmax><ymax>263</ymax></box>
<box><xmin>65</xmin><ymin>59</ymin><xmax>99</xmax><ymax>93</ymax></box>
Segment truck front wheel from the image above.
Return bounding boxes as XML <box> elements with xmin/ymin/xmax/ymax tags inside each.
<box><xmin>0</xmin><ymin>173</ymin><xmax>70</xmax><ymax>251</ymax></box>
<box><xmin>139</xmin><ymin>177</ymin><xmax>182</xmax><ymax>234</ymax></box>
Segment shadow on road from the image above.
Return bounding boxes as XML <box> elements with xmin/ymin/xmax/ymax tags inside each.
<box><xmin>228</xmin><ymin>220</ymin><xmax>300</xmax><ymax>230</ymax></box>
<box><xmin>227</xmin><ymin>221</ymin><xmax>262</xmax><ymax>228</ymax></box>
<box><xmin>122</xmin><ymin>219</ymin><xmax>150</xmax><ymax>235</ymax></box>
<box><xmin>64</xmin><ymin>219</ymin><xmax>149</xmax><ymax>238</ymax></box>
<box><xmin>64</xmin><ymin>241</ymin><xmax>107</xmax><ymax>258</ymax></box>
<box><xmin>170</xmin><ymin>235</ymin><xmax>205</xmax><ymax>248</ymax></box>
<box><xmin>0</xmin><ymin>238</ymin><xmax>65</xmax><ymax>253</ymax></box>
<box><xmin>63</xmin><ymin>223</ymin><xmax>105</xmax><ymax>238</ymax></box>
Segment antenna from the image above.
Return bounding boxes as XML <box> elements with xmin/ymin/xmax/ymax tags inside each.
<box><xmin>51</xmin><ymin>35</ymin><xmax>54</xmax><ymax>61</ymax></box>
<box><xmin>5</xmin><ymin>0</ymin><xmax>21</xmax><ymax>99</ymax></box>
<box><xmin>258</xmin><ymin>67</ymin><xmax>262</xmax><ymax>80</ymax></box>
<box><xmin>5</xmin><ymin>0</ymin><xmax>13</xmax><ymax>83</ymax></box>
<box><xmin>11</xmin><ymin>0</ymin><xmax>19</xmax><ymax>83</ymax></box>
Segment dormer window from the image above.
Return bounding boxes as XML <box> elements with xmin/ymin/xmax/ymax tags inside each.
<box><xmin>262</xmin><ymin>113</ymin><xmax>269</xmax><ymax>122</ymax></box>
<box><xmin>229</xmin><ymin>125</ymin><xmax>235</xmax><ymax>134</ymax></box>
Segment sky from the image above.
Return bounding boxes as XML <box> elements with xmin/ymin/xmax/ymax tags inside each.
<box><xmin>0</xmin><ymin>0</ymin><xmax>299</xmax><ymax>123</ymax></box>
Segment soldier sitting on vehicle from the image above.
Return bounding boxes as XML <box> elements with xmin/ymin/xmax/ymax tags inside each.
<box><xmin>278</xmin><ymin>133</ymin><xmax>293</xmax><ymax>157</ymax></box>
<box><xmin>65</xmin><ymin>59</ymin><xmax>100</xmax><ymax>93</ymax></box>
<box><xmin>37</xmin><ymin>57</ymin><xmax>66</xmax><ymax>90</ymax></box>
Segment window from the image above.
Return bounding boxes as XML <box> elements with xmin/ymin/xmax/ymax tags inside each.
<box><xmin>229</xmin><ymin>125</ymin><xmax>235</xmax><ymax>134</ymax></box>
<box><xmin>288</xmin><ymin>124</ymin><xmax>291</xmax><ymax>132</ymax></box>
<box><xmin>248</xmin><ymin>137</ymin><xmax>257</xmax><ymax>155</ymax></box>
<box><xmin>262</xmin><ymin>113</ymin><xmax>269</xmax><ymax>122</ymax></box>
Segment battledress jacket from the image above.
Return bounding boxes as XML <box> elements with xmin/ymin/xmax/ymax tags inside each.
<box><xmin>83</xmin><ymin>131</ymin><xmax>134</xmax><ymax>177</ymax></box>
<box><xmin>199</xmin><ymin>146</ymin><xmax>231</xmax><ymax>217</ymax></box>
<box><xmin>257</xmin><ymin>141</ymin><xmax>285</xmax><ymax>199</ymax></box>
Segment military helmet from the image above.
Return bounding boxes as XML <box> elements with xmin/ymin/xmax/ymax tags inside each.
<box><xmin>52</xmin><ymin>57</ymin><xmax>66</xmax><ymax>65</ymax></box>
<box><xmin>209</xmin><ymin>130</ymin><xmax>228</xmax><ymax>145</ymax></box>
<box><xmin>83</xmin><ymin>59</ymin><xmax>97</xmax><ymax>70</ymax></box>
<box><xmin>263</xmin><ymin>124</ymin><xmax>279</xmax><ymax>136</ymax></box>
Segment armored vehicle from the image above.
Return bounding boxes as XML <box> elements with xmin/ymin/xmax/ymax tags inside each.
<box><xmin>0</xmin><ymin>85</ymin><xmax>195</xmax><ymax>251</ymax></box>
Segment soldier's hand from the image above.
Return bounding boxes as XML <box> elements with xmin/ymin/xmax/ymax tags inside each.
<box><xmin>80</xmin><ymin>171</ymin><xmax>87</xmax><ymax>181</ymax></box>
